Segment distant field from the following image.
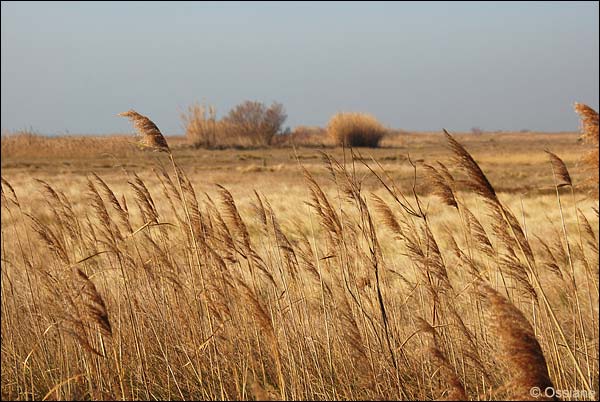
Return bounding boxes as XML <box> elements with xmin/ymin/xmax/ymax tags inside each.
<box><xmin>1</xmin><ymin>130</ymin><xmax>598</xmax><ymax>400</ymax></box>
<box><xmin>0</xmin><ymin>131</ymin><xmax>590</xmax><ymax>196</ymax></box>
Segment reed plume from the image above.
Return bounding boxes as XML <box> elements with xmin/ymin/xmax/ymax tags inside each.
<box><xmin>545</xmin><ymin>150</ymin><xmax>572</xmax><ymax>187</ymax></box>
<box><xmin>74</xmin><ymin>268</ymin><xmax>112</xmax><ymax>337</ymax></box>
<box><xmin>1</xmin><ymin>176</ymin><xmax>19</xmax><ymax>207</ymax></box>
<box><xmin>118</xmin><ymin>109</ymin><xmax>170</xmax><ymax>153</ymax></box>
<box><xmin>463</xmin><ymin>207</ymin><xmax>495</xmax><ymax>258</ymax></box>
<box><xmin>574</xmin><ymin>102</ymin><xmax>599</xmax><ymax>197</ymax></box>
<box><xmin>416</xmin><ymin>317</ymin><xmax>467</xmax><ymax>401</ymax></box>
<box><xmin>574</xmin><ymin>102</ymin><xmax>599</xmax><ymax>144</ymax></box>
<box><xmin>443</xmin><ymin>129</ymin><xmax>497</xmax><ymax>203</ymax></box>
<box><xmin>423</xmin><ymin>163</ymin><xmax>458</xmax><ymax>209</ymax></box>
<box><xmin>477</xmin><ymin>282</ymin><xmax>556</xmax><ymax>400</ymax></box>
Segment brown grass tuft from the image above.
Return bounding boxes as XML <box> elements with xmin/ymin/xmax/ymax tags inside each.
<box><xmin>327</xmin><ymin>112</ymin><xmax>387</xmax><ymax>147</ymax></box>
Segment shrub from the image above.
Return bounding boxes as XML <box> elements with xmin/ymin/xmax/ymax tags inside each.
<box><xmin>327</xmin><ymin>112</ymin><xmax>387</xmax><ymax>147</ymax></box>
<box><xmin>223</xmin><ymin>101</ymin><xmax>287</xmax><ymax>146</ymax></box>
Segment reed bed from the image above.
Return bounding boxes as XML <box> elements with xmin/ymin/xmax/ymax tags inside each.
<box><xmin>0</xmin><ymin>131</ymin><xmax>140</xmax><ymax>160</ymax></box>
<box><xmin>1</xmin><ymin>110</ymin><xmax>598</xmax><ymax>401</ymax></box>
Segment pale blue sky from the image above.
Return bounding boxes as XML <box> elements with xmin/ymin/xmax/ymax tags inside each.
<box><xmin>1</xmin><ymin>1</ymin><xmax>598</xmax><ymax>135</ymax></box>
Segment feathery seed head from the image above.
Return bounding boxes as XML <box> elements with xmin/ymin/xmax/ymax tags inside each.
<box><xmin>118</xmin><ymin>109</ymin><xmax>170</xmax><ymax>152</ymax></box>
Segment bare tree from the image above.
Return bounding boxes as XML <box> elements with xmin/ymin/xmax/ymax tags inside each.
<box><xmin>224</xmin><ymin>101</ymin><xmax>287</xmax><ymax>146</ymax></box>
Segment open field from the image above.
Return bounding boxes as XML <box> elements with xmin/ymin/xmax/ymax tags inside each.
<box><xmin>1</xmin><ymin>130</ymin><xmax>599</xmax><ymax>400</ymax></box>
<box><xmin>1</xmin><ymin>131</ymin><xmax>591</xmax><ymax>195</ymax></box>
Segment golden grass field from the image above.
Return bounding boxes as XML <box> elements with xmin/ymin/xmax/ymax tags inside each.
<box><xmin>1</xmin><ymin>117</ymin><xmax>599</xmax><ymax>400</ymax></box>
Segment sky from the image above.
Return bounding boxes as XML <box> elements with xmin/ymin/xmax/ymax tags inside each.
<box><xmin>1</xmin><ymin>1</ymin><xmax>599</xmax><ymax>135</ymax></box>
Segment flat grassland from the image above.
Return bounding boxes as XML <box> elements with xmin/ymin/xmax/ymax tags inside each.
<box><xmin>1</xmin><ymin>131</ymin><xmax>598</xmax><ymax>400</ymax></box>
<box><xmin>0</xmin><ymin>131</ymin><xmax>589</xmax><ymax>196</ymax></box>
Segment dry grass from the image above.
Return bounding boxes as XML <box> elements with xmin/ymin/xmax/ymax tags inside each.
<box><xmin>327</xmin><ymin>112</ymin><xmax>388</xmax><ymax>147</ymax></box>
<box><xmin>1</xmin><ymin>117</ymin><xmax>598</xmax><ymax>400</ymax></box>
<box><xmin>0</xmin><ymin>130</ymin><xmax>140</xmax><ymax>160</ymax></box>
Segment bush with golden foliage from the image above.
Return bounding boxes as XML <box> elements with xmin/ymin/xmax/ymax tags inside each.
<box><xmin>181</xmin><ymin>102</ymin><xmax>218</xmax><ymax>148</ymax></box>
<box><xmin>327</xmin><ymin>112</ymin><xmax>387</xmax><ymax>147</ymax></box>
